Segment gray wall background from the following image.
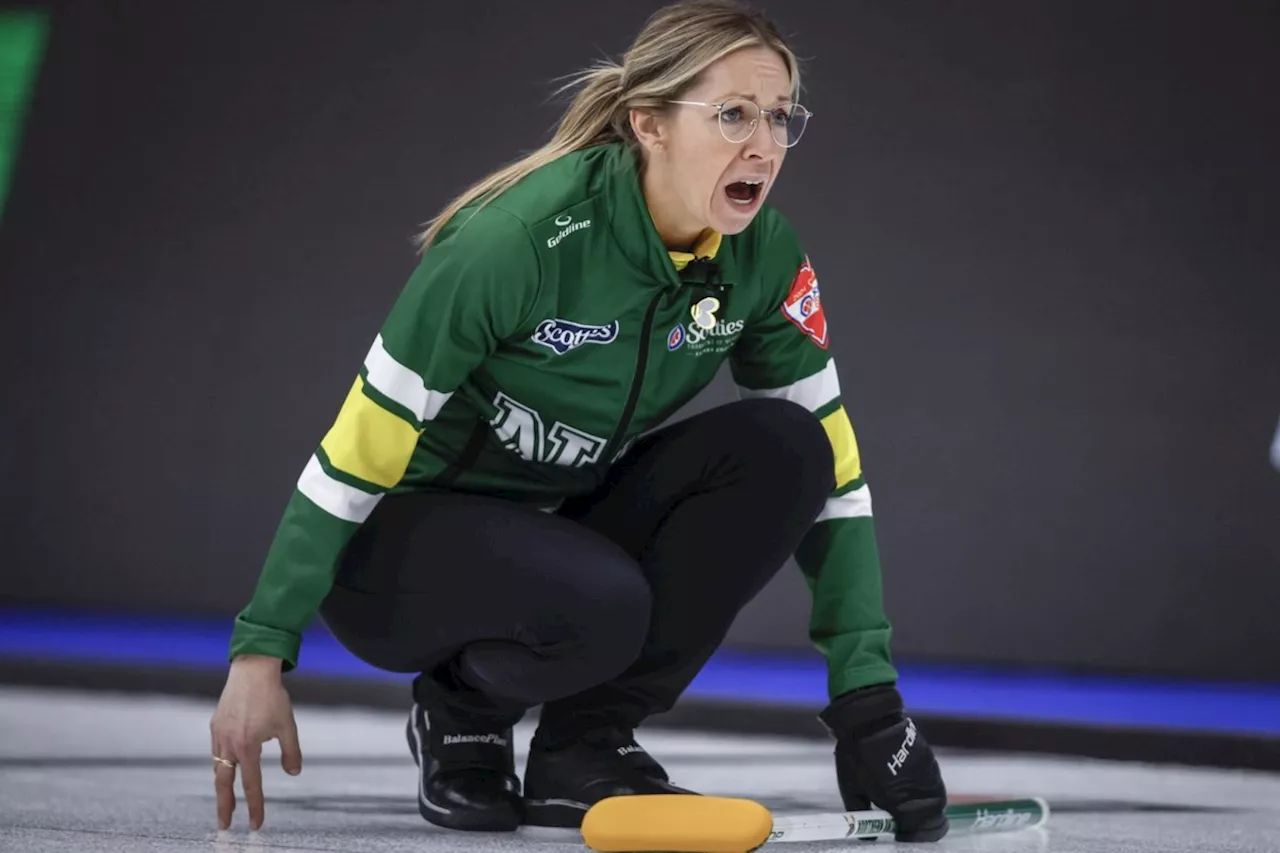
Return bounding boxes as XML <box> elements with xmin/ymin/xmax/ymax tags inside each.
<box><xmin>2</xmin><ymin>0</ymin><xmax>1278</xmax><ymax>680</ymax></box>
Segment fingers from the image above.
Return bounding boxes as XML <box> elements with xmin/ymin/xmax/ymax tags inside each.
<box><xmin>237</xmin><ymin>740</ymin><xmax>266</xmax><ymax>831</ymax></box>
<box><xmin>212</xmin><ymin>734</ymin><xmax>237</xmax><ymax>831</ymax></box>
<box><xmin>279</xmin><ymin>712</ymin><xmax>303</xmax><ymax>777</ymax></box>
<box><xmin>214</xmin><ymin>762</ymin><xmax>237</xmax><ymax>830</ymax></box>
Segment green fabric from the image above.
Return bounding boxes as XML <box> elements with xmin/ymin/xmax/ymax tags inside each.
<box><xmin>797</xmin><ymin>515</ymin><xmax>897</xmax><ymax>696</ymax></box>
<box><xmin>233</xmin><ymin>141</ymin><xmax>897</xmax><ymax>696</ymax></box>
<box><xmin>232</xmin><ymin>490</ymin><xmax>361</xmax><ymax>670</ymax></box>
<box><xmin>0</xmin><ymin>9</ymin><xmax>50</xmax><ymax>221</ymax></box>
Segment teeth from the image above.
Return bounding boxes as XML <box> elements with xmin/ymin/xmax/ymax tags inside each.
<box><xmin>726</xmin><ymin>178</ymin><xmax>765</xmax><ymax>207</ymax></box>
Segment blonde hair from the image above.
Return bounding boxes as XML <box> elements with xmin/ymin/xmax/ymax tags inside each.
<box><xmin>413</xmin><ymin>0</ymin><xmax>799</xmax><ymax>252</ymax></box>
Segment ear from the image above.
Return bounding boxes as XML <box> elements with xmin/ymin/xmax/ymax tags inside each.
<box><xmin>629</xmin><ymin>107</ymin><xmax>667</xmax><ymax>155</ymax></box>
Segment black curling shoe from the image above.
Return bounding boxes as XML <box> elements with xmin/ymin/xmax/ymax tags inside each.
<box><xmin>405</xmin><ymin>701</ymin><xmax>523</xmax><ymax>831</ymax></box>
<box><xmin>522</xmin><ymin>725</ymin><xmax>697</xmax><ymax>828</ymax></box>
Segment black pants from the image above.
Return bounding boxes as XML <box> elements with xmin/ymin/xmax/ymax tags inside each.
<box><xmin>319</xmin><ymin>398</ymin><xmax>834</xmax><ymax>739</ymax></box>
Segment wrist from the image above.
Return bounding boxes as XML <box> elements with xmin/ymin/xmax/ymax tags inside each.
<box><xmin>818</xmin><ymin>682</ymin><xmax>904</xmax><ymax>740</ymax></box>
<box><xmin>231</xmin><ymin>654</ymin><xmax>285</xmax><ymax>678</ymax></box>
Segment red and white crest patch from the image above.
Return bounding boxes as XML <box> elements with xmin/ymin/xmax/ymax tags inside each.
<box><xmin>781</xmin><ymin>256</ymin><xmax>828</xmax><ymax>348</ymax></box>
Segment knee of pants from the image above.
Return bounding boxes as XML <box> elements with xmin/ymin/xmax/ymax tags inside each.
<box><xmin>726</xmin><ymin>397</ymin><xmax>836</xmax><ymax>506</ymax></box>
<box><xmin>461</xmin><ymin>560</ymin><xmax>653</xmax><ymax>705</ymax></box>
<box><xmin>573</xmin><ymin>569</ymin><xmax>653</xmax><ymax>681</ymax></box>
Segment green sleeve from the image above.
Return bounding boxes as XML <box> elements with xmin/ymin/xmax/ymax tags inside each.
<box><xmin>729</xmin><ymin>213</ymin><xmax>897</xmax><ymax>699</ymax></box>
<box><xmin>230</xmin><ymin>205</ymin><xmax>543</xmax><ymax>669</ymax></box>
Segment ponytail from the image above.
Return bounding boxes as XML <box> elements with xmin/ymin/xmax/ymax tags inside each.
<box><xmin>412</xmin><ymin>62</ymin><xmax>628</xmax><ymax>252</ymax></box>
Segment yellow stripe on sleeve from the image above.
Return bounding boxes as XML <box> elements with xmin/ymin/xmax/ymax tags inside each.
<box><xmin>319</xmin><ymin>376</ymin><xmax>421</xmax><ymax>489</ymax></box>
<box><xmin>820</xmin><ymin>405</ymin><xmax>863</xmax><ymax>488</ymax></box>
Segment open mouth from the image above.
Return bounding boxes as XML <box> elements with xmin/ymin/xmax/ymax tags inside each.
<box><xmin>724</xmin><ymin>178</ymin><xmax>765</xmax><ymax>206</ymax></box>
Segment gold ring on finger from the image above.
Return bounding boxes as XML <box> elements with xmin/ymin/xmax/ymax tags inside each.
<box><xmin>213</xmin><ymin>755</ymin><xmax>237</xmax><ymax>769</ymax></box>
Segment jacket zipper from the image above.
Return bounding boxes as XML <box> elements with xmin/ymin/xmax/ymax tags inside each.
<box><xmin>605</xmin><ymin>261</ymin><xmax>731</xmax><ymax>463</ymax></box>
<box><xmin>604</xmin><ymin>291</ymin><xmax>665</xmax><ymax>461</ymax></box>
<box><xmin>434</xmin><ymin>418</ymin><xmax>490</xmax><ymax>488</ymax></box>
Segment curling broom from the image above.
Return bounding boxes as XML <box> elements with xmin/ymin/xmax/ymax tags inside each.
<box><xmin>581</xmin><ymin>794</ymin><xmax>1050</xmax><ymax>852</ymax></box>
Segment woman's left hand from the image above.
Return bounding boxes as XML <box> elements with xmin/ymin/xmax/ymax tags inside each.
<box><xmin>818</xmin><ymin>683</ymin><xmax>949</xmax><ymax>842</ymax></box>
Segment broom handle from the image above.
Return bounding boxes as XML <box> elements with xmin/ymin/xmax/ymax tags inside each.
<box><xmin>764</xmin><ymin>797</ymin><xmax>1051</xmax><ymax>843</ymax></box>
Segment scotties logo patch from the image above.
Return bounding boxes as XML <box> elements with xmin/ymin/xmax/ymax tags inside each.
<box><xmin>531</xmin><ymin>318</ymin><xmax>619</xmax><ymax>355</ymax></box>
<box><xmin>667</xmin><ymin>324</ymin><xmax>685</xmax><ymax>351</ymax></box>
<box><xmin>782</xmin><ymin>257</ymin><xmax>828</xmax><ymax>348</ymax></box>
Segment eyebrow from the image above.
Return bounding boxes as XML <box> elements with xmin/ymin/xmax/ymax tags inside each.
<box><xmin>719</xmin><ymin>92</ymin><xmax>794</xmax><ymax>104</ymax></box>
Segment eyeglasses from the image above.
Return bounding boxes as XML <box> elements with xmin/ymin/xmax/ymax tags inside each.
<box><xmin>666</xmin><ymin>97</ymin><xmax>812</xmax><ymax>148</ymax></box>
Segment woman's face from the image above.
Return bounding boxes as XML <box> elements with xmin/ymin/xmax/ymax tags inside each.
<box><xmin>637</xmin><ymin>46</ymin><xmax>797</xmax><ymax>240</ymax></box>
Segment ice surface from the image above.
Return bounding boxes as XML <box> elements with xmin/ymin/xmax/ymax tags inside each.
<box><xmin>2</xmin><ymin>686</ymin><xmax>1278</xmax><ymax>852</ymax></box>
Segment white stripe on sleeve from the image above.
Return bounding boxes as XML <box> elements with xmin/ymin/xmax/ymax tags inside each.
<box><xmin>363</xmin><ymin>334</ymin><xmax>453</xmax><ymax>423</ymax></box>
<box><xmin>737</xmin><ymin>357</ymin><xmax>840</xmax><ymax>413</ymax></box>
<box><xmin>297</xmin><ymin>455</ymin><xmax>383</xmax><ymax>523</ymax></box>
<box><xmin>815</xmin><ymin>484</ymin><xmax>873</xmax><ymax>522</ymax></box>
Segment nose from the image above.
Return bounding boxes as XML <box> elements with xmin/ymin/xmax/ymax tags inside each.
<box><xmin>741</xmin><ymin>118</ymin><xmax>776</xmax><ymax>160</ymax></box>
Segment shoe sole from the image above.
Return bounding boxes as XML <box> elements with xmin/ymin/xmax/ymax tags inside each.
<box><xmin>522</xmin><ymin>796</ymin><xmax>590</xmax><ymax>828</ymax></box>
<box><xmin>522</xmin><ymin>782</ymin><xmax>699</xmax><ymax>829</ymax></box>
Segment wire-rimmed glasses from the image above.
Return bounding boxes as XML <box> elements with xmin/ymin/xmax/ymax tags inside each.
<box><xmin>667</xmin><ymin>97</ymin><xmax>812</xmax><ymax>148</ymax></box>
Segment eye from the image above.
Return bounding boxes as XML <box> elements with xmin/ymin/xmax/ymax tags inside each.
<box><xmin>769</xmin><ymin>107</ymin><xmax>793</xmax><ymax>126</ymax></box>
<box><xmin>719</xmin><ymin>106</ymin><xmax>745</xmax><ymax>123</ymax></box>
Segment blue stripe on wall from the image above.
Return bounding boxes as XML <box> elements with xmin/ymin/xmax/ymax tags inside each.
<box><xmin>2</xmin><ymin>608</ymin><xmax>1278</xmax><ymax>737</ymax></box>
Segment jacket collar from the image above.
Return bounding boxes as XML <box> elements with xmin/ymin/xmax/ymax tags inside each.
<box><xmin>669</xmin><ymin>229</ymin><xmax>722</xmax><ymax>271</ymax></box>
<box><xmin>601</xmin><ymin>142</ymin><xmax>724</xmax><ymax>287</ymax></box>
